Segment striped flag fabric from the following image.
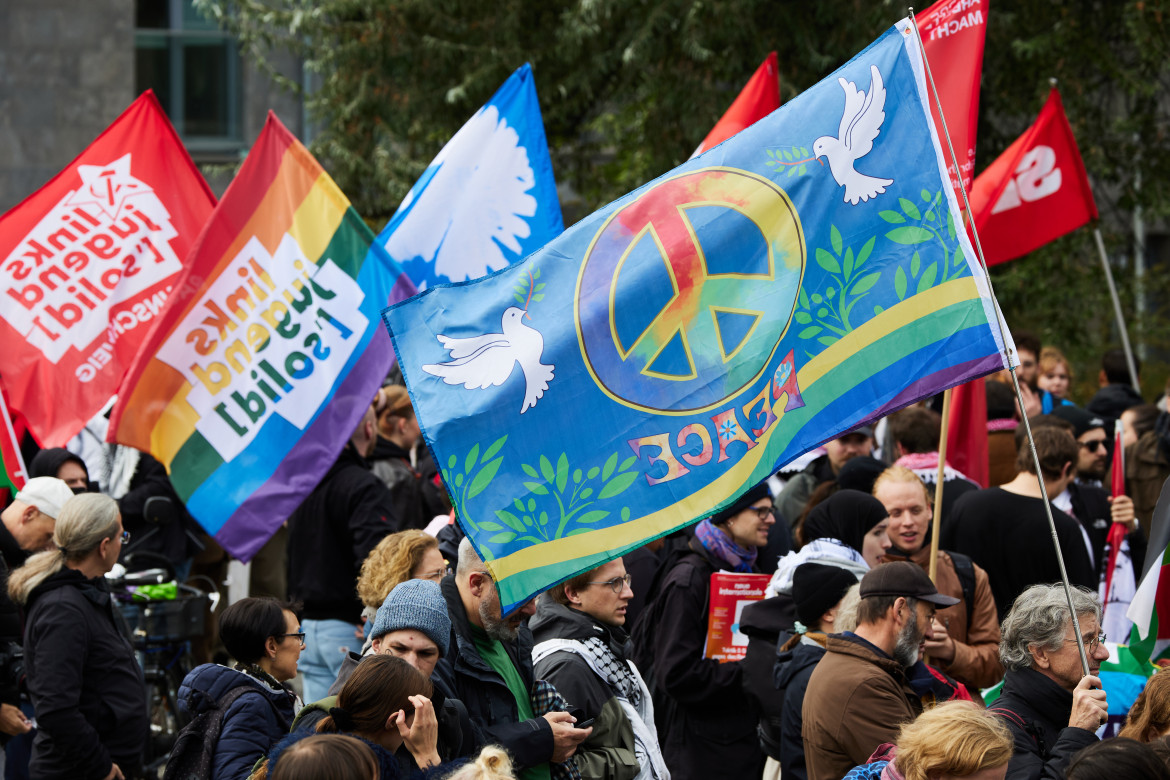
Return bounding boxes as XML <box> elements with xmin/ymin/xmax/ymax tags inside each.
<box><xmin>109</xmin><ymin>113</ymin><xmax>414</xmax><ymax>560</ymax></box>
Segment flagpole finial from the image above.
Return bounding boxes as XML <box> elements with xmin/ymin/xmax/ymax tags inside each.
<box><xmin>1049</xmin><ymin>77</ymin><xmax>1059</xmax><ymax>88</ymax></box>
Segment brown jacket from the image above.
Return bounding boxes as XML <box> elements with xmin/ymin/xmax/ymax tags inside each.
<box><xmin>882</xmin><ymin>547</ymin><xmax>1003</xmax><ymax>689</ymax></box>
<box><xmin>1127</xmin><ymin>430</ymin><xmax>1169</xmax><ymax>531</ymax></box>
<box><xmin>802</xmin><ymin>633</ymin><xmax>922</xmax><ymax>780</ymax></box>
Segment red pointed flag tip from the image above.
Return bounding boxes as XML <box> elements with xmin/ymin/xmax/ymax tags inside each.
<box><xmin>915</xmin><ymin>0</ymin><xmax>989</xmax><ymax>193</ymax></box>
<box><xmin>692</xmin><ymin>52</ymin><xmax>781</xmax><ymax>158</ymax></box>
<box><xmin>968</xmin><ymin>87</ymin><xmax>1098</xmax><ymax>267</ymax></box>
<box><xmin>0</xmin><ymin>91</ymin><xmax>216</xmax><ymax>446</ymax></box>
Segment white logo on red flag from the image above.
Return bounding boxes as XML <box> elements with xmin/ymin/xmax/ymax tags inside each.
<box><xmin>990</xmin><ymin>145</ymin><xmax>1062</xmax><ymax>213</ymax></box>
<box><xmin>2</xmin><ymin>154</ymin><xmax>183</xmax><ymax>365</ymax></box>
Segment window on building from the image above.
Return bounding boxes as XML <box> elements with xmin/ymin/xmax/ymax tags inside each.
<box><xmin>135</xmin><ymin>0</ymin><xmax>242</xmax><ymax>153</ymax></box>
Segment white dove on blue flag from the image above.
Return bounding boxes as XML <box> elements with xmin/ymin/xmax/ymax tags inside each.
<box><xmin>814</xmin><ymin>64</ymin><xmax>895</xmax><ymax>205</ymax></box>
<box><xmin>378</xmin><ymin>64</ymin><xmax>563</xmax><ymax>290</ymax></box>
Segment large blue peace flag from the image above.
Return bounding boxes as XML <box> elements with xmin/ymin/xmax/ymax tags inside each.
<box><xmin>378</xmin><ymin>64</ymin><xmax>563</xmax><ymax>289</ymax></box>
<box><xmin>383</xmin><ymin>22</ymin><xmax>1014</xmax><ymax>613</ymax></box>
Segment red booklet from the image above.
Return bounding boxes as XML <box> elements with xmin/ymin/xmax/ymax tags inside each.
<box><xmin>704</xmin><ymin>572</ymin><xmax>771</xmax><ymax>662</ymax></box>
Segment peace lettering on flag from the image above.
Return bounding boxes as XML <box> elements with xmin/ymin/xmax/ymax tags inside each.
<box><xmin>110</xmin><ymin>114</ymin><xmax>414</xmax><ymax>561</ymax></box>
<box><xmin>916</xmin><ymin>0</ymin><xmax>988</xmax><ymax>193</ymax></box>
<box><xmin>967</xmin><ymin>87</ymin><xmax>1098</xmax><ymax>266</ymax></box>
<box><xmin>384</xmin><ymin>21</ymin><xmax>1013</xmax><ymax>614</ymax></box>
<box><xmin>0</xmin><ymin>92</ymin><xmax>216</xmax><ymax>447</ymax></box>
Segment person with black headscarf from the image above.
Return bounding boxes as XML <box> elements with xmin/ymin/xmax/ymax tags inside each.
<box><xmin>27</xmin><ymin>449</ymin><xmax>91</xmax><ymax>494</ymax></box>
<box><xmin>630</xmin><ymin>482</ymin><xmax>774</xmax><ymax>780</ymax></box>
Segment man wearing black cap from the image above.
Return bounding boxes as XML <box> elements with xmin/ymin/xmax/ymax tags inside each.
<box><xmin>776</xmin><ymin>427</ymin><xmax>873</xmax><ymax>529</ymax></box>
<box><xmin>801</xmin><ymin>561</ymin><xmax>959</xmax><ymax>780</ymax></box>
<box><xmin>772</xmin><ymin>562</ymin><xmax>857</xmax><ymax>780</ymax></box>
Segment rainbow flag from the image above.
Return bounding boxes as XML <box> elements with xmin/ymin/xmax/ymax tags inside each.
<box><xmin>383</xmin><ymin>21</ymin><xmax>1013</xmax><ymax>613</ymax></box>
<box><xmin>110</xmin><ymin>114</ymin><xmax>414</xmax><ymax>560</ymax></box>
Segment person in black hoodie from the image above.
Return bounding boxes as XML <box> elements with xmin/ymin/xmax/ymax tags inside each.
<box><xmin>27</xmin><ymin>448</ymin><xmax>92</xmax><ymax>493</ymax></box>
<box><xmin>991</xmin><ymin>584</ymin><xmax>1110</xmax><ymax>780</ymax></box>
<box><xmin>772</xmin><ymin>562</ymin><xmax>857</xmax><ymax>780</ymax></box>
<box><xmin>287</xmin><ymin>400</ymin><xmax>400</xmax><ymax>703</ymax></box>
<box><xmin>8</xmin><ymin>493</ymin><xmax>147</xmax><ymax>780</ymax></box>
<box><xmin>370</xmin><ymin>386</ymin><xmax>448</xmax><ymax>530</ymax></box>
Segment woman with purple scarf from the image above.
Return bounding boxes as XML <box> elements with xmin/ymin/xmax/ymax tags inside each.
<box><xmin>636</xmin><ymin>482</ymin><xmax>774</xmax><ymax>780</ymax></box>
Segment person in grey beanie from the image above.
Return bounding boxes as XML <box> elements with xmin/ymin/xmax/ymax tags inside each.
<box><xmin>291</xmin><ymin>578</ymin><xmax>476</xmax><ymax>768</ymax></box>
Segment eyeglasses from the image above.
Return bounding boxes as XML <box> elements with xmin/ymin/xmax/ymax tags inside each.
<box><xmin>1066</xmin><ymin>632</ymin><xmax>1106</xmax><ymax>653</ymax></box>
<box><xmin>748</xmin><ymin>506</ymin><xmax>774</xmax><ymax>521</ymax></box>
<box><xmin>120</xmin><ymin>531</ymin><xmax>131</xmax><ymax>545</ymax></box>
<box><xmin>1080</xmin><ymin>439</ymin><xmax>1107</xmax><ymax>454</ymax></box>
<box><xmin>586</xmin><ymin>573</ymin><xmax>633</xmax><ymax>594</ymax></box>
<box><xmin>277</xmin><ymin>632</ymin><xmax>307</xmax><ymax>647</ymax></box>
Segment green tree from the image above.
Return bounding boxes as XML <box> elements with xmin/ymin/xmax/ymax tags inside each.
<box><xmin>198</xmin><ymin>0</ymin><xmax>1170</xmax><ymax>396</ymax></box>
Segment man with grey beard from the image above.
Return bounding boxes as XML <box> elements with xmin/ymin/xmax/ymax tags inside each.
<box><xmin>433</xmin><ymin>538</ymin><xmax>591</xmax><ymax>780</ymax></box>
<box><xmin>800</xmin><ymin>562</ymin><xmax>960</xmax><ymax>780</ymax></box>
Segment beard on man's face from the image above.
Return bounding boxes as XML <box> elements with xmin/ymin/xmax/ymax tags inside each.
<box><xmin>478</xmin><ymin>583</ymin><xmax>522</xmax><ymax>642</ymax></box>
<box><xmin>893</xmin><ymin>610</ymin><xmax>925</xmax><ymax>668</ymax></box>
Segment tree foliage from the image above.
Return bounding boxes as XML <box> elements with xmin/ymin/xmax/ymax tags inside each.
<box><xmin>196</xmin><ymin>0</ymin><xmax>1170</xmax><ymax>398</ymax></box>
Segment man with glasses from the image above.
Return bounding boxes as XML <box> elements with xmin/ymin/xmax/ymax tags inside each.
<box><xmin>531</xmin><ymin>558</ymin><xmax>668</xmax><ymax>780</ymax></box>
<box><xmin>991</xmin><ymin>583</ymin><xmax>1109</xmax><ymax>780</ymax></box>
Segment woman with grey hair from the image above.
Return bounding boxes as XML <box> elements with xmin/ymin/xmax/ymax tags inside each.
<box><xmin>8</xmin><ymin>493</ymin><xmax>148</xmax><ymax>780</ymax></box>
<box><xmin>990</xmin><ymin>583</ymin><xmax>1110</xmax><ymax>780</ymax></box>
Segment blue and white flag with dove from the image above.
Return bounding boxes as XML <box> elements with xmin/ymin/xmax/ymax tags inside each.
<box><xmin>378</xmin><ymin>64</ymin><xmax>563</xmax><ymax>290</ymax></box>
<box><xmin>383</xmin><ymin>21</ymin><xmax>1012</xmax><ymax>614</ymax></box>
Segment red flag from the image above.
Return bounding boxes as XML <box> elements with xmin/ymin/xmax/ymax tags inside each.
<box><xmin>968</xmin><ymin>88</ymin><xmax>1097</xmax><ymax>267</ymax></box>
<box><xmin>1104</xmin><ymin>421</ymin><xmax>1128</xmax><ymax>606</ymax></box>
<box><xmin>0</xmin><ymin>91</ymin><xmax>216</xmax><ymax>446</ymax></box>
<box><xmin>916</xmin><ymin>0</ymin><xmax>989</xmax><ymax>193</ymax></box>
<box><xmin>0</xmin><ymin>387</ymin><xmax>27</xmax><ymax>502</ymax></box>
<box><xmin>946</xmin><ymin>378</ymin><xmax>989</xmax><ymax>488</ymax></box>
<box><xmin>692</xmin><ymin>52</ymin><xmax>780</xmax><ymax>157</ymax></box>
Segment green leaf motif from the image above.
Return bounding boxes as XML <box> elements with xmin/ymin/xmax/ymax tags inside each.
<box><xmin>917</xmin><ymin>262</ymin><xmax>938</xmax><ymax>295</ymax></box>
<box><xmin>799</xmin><ymin>288</ymin><xmax>810</xmax><ymax>309</ymax></box>
<box><xmin>799</xmin><ymin>325</ymin><xmax>823</xmax><ymax>339</ymax></box>
<box><xmin>587</xmin><ymin>466</ymin><xmax>600</xmax><ymax>480</ymax></box>
<box><xmin>534</xmin><ymin>268</ymin><xmax>541</xmax><ymax>279</ymax></box>
<box><xmin>497</xmin><ymin>510</ymin><xmax>526</xmax><ymax>532</ymax></box>
<box><xmin>539</xmin><ymin>455</ymin><xmax>555</xmax><ymax>483</ymax></box>
<box><xmin>599</xmin><ymin>471</ymin><xmax>639</xmax><ymax>500</ymax></box>
<box><xmin>947</xmin><ymin>211</ymin><xmax>956</xmax><ymax>240</ymax></box>
<box><xmin>555</xmin><ymin>452</ymin><xmax>569</xmax><ymax>493</ymax></box>
<box><xmin>815</xmin><ymin>248</ymin><xmax>841</xmax><ymax>274</ymax></box>
<box><xmin>911</xmin><ymin>251</ymin><xmax>921</xmax><ymax>278</ymax></box>
<box><xmin>879</xmin><ymin>210</ymin><xmax>905</xmax><ymax>224</ymax></box>
<box><xmin>874</xmin><ymin>304</ymin><xmax>884</xmax><ymax>316</ymax></box>
<box><xmin>580</xmin><ymin>487</ymin><xmax>593</xmax><ymax>499</ymax></box>
<box><xmin>895</xmin><ymin>267</ymin><xmax>908</xmax><ymax>300</ymax></box>
<box><xmin>513</xmin><ymin>293</ymin><xmax>525</xmax><ymax>305</ymax></box>
<box><xmin>899</xmin><ymin>197</ymin><xmax>921</xmax><ymax>220</ymax></box>
<box><xmin>843</xmin><ymin>247</ymin><xmax>854</xmax><ymax>278</ymax></box>
<box><xmin>532</xmin><ymin>294</ymin><xmax>545</xmax><ymax>302</ymax></box>
<box><xmin>479</xmin><ymin>521</ymin><xmax>503</xmax><ymax>532</ymax></box>
<box><xmin>794</xmin><ymin>311</ymin><xmax>812</xmax><ymax>324</ymax></box>
<box><xmin>798</xmin><ymin>164</ymin><xmax>807</xmax><ymax>175</ymax></box>
<box><xmin>447</xmin><ymin>455</ymin><xmax>457</xmax><ymax>469</ymax></box>
<box><xmin>467</xmin><ymin>457</ymin><xmax>502</xmax><ymax>499</ymax></box>
<box><xmin>527</xmin><ymin>498</ymin><xmax>536</xmax><ymax>512</ymax></box>
<box><xmin>521</xmin><ymin>463</ymin><xmax>538</xmax><ymax>479</ymax></box>
<box><xmin>464</xmin><ymin>443</ymin><xmax>480</xmax><ymax>474</ymax></box>
<box><xmin>620</xmin><ymin>456</ymin><xmax>636</xmax><ymax>472</ymax></box>
<box><xmin>573</xmin><ymin>468</ymin><xmax>582</xmax><ymax>484</ymax></box>
<box><xmin>851</xmin><ymin>272</ymin><xmax>881</xmax><ymax>295</ymax></box>
<box><xmin>886</xmin><ymin>226</ymin><xmax>933</xmax><ymax>245</ymax></box>
<box><xmin>801</xmin><ymin>147</ymin><xmax>809</xmax><ymax>156</ymax></box>
<box><xmin>830</xmin><ymin>225</ymin><xmax>843</xmax><ymax>256</ymax></box>
<box><xmin>483</xmin><ymin>435</ymin><xmax>507</xmax><ymax>462</ymax></box>
<box><xmin>575</xmin><ymin>510</ymin><xmax>609</xmax><ymax>524</ymax></box>
<box><xmin>523</xmin><ymin>481</ymin><xmax>549</xmax><ymax>496</ymax></box>
<box><xmin>816</xmin><ymin>307</ymin><xmax>828</xmax><ymax>318</ymax></box>
<box><xmin>489</xmin><ymin>532</ymin><xmax>516</xmax><ymax>543</ymax></box>
<box><xmin>817</xmin><ymin>335</ymin><xmax>838</xmax><ymax>347</ymax></box>
<box><xmin>602</xmin><ymin>452</ymin><xmax>618</xmax><ymax>481</ymax></box>
<box><xmin>857</xmin><ymin>236</ymin><xmax>875</xmax><ymax>267</ymax></box>
<box><xmin>621</xmin><ymin>507</ymin><xmax>631</xmax><ymax>522</ymax></box>
<box><xmin>921</xmin><ymin>189</ymin><xmax>932</xmax><ymax>201</ymax></box>
<box><xmin>454</xmin><ymin>473</ymin><xmax>463</xmax><ymax>488</ymax></box>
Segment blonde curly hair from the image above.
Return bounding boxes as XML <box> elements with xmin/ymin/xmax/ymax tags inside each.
<box><xmin>894</xmin><ymin>701</ymin><xmax>1013</xmax><ymax>780</ymax></box>
<box><xmin>356</xmin><ymin>530</ymin><xmax>440</xmax><ymax>609</ymax></box>
<box><xmin>441</xmin><ymin>746</ymin><xmax>515</xmax><ymax>780</ymax></box>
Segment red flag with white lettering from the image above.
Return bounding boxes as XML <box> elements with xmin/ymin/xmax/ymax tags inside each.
<box><xmin>967</xmin><ymin>88</ymin><xmax>1097</xmax><ymax>267</ymax></box>
<box><xmin>0</xmin><ymin>91</ymin><xmax>215</xmax><ymax>446</ymax></box>
<box><xmin>916</xmin><ymin>0</ymin><xmax>988</xmax><ymax>193</ymax></box>
<box><xmin>692</xmin><ymin>52</ymin><xmax>780</xmax><ymax>158</ymax></box>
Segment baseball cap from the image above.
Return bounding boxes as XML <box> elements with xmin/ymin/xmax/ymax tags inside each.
<box><xmin>859</xmin><ymin>561</ymin><xmax>959</xmax><ymax>607</ymax></box>
<box><xmin>14</xmin><ymin>477</ymin><xmax>75</xmax><ymax>520</ymax></box>
<box><xmin>1050</xmin><ymin>406</ymin><xmax>1107</xmax><ymax>440</ymax></box>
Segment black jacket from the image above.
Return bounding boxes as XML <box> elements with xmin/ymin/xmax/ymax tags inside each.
<box><xmin>739</xmin><ymin>596</ymin><xmax>795</xmax><ymax>759</ymax></box>
<box><xmin>991</xmin><ymin>668</ymin><xmax>1098</xmax><ymax>780</ymax></box>
<box><xmin>1086</xmin><ymin>383</ymin><xmax>1144</xmax><ymax>423</ymax></box>
<box><xmin>369</xmin><ymin>437</ymin><xmax>447</xmax><ymax>531</ymax></box>
<box><xmin>640</xmin><ymin>538</ymin><xmax>763</xmax><ymax>780</ymax></box>
<box><xmin>1068</xmin><ymin>482</ymin><xmax>1147</xmax><ymax>582</ymax></box>
<box><xmin>0</xmin><ymin>521</ymin><xmax>28</xmax><ymax>707</ymax></box>
<box><xmin>287</xmin><ymin>444</ymin><xmax>399</xmax><ymax>621</ymax></box>
<box><xmin>432</xmin><ymin>575</ymin><xmax>553</xmax><ymax>771</ymax></box>
<box><xmin>774</xmin><ymin>636</ymin><xmax>826</xmax><ymax>780</ymax></box>
<box><xmin>23</xmin><ymin>568</ymin><xmax>148</xmax><ymax>780</ymax></box>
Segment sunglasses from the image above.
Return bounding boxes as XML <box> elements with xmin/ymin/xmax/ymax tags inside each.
<box><xmin>1080</xmin><ymin>439</ymin><xmax>1107</xmax><ymax>454</ymax></box>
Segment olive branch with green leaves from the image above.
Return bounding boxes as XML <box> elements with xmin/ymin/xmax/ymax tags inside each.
<box><xmin>879</xmin><ymin>188</ymin><xmax>967</xmax><ymax>306</ymax></box>
<box><xmin>793</xmin><ymin>224</ymin><xmax>880</xmax><ymax>348</ymax></box>
<box><xmin>765</xmin><ymin>146</ymin><xmax>817</xmax><ymax>178</ymax></box>
<box><xmin>482</xmin><ymin>451</ymin><xmax>640</xmax><ymax>545</ymax></box>
<box><xmin>512</xmin><ymin>266</ymin><xmax>546</xmax><ymax>308</ymax></box>
<box><xmin>441</xmin><ymin>435</ymin><xmax>507</xmax><ymax>540</ymax></box>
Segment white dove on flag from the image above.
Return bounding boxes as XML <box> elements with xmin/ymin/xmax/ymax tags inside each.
<box><xmin>813</xmin><ymin>64</ymin><xmax>894</xmax><ymax>205</ymax></box>
<box><xmin>421</xmin><ymin>306</ymin><xmax>554</xmax><ymax>414</ymax></box>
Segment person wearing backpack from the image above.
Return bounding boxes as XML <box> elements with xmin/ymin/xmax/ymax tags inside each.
<box><xmin>874</xmin><ymin>466</ymin><xmax>1003</xmax><ymax>699</ymax></box>
<box><xmin>173</xmin><ymin>597</ymin><xmax>303</xmax><ymax>779</ymax></box>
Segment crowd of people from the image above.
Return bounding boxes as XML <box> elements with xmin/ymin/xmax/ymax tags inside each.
<box><xmin>4</xmin><ymin>338</ymin><xmax>1170</xmax><ymax>780</ymax></box>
